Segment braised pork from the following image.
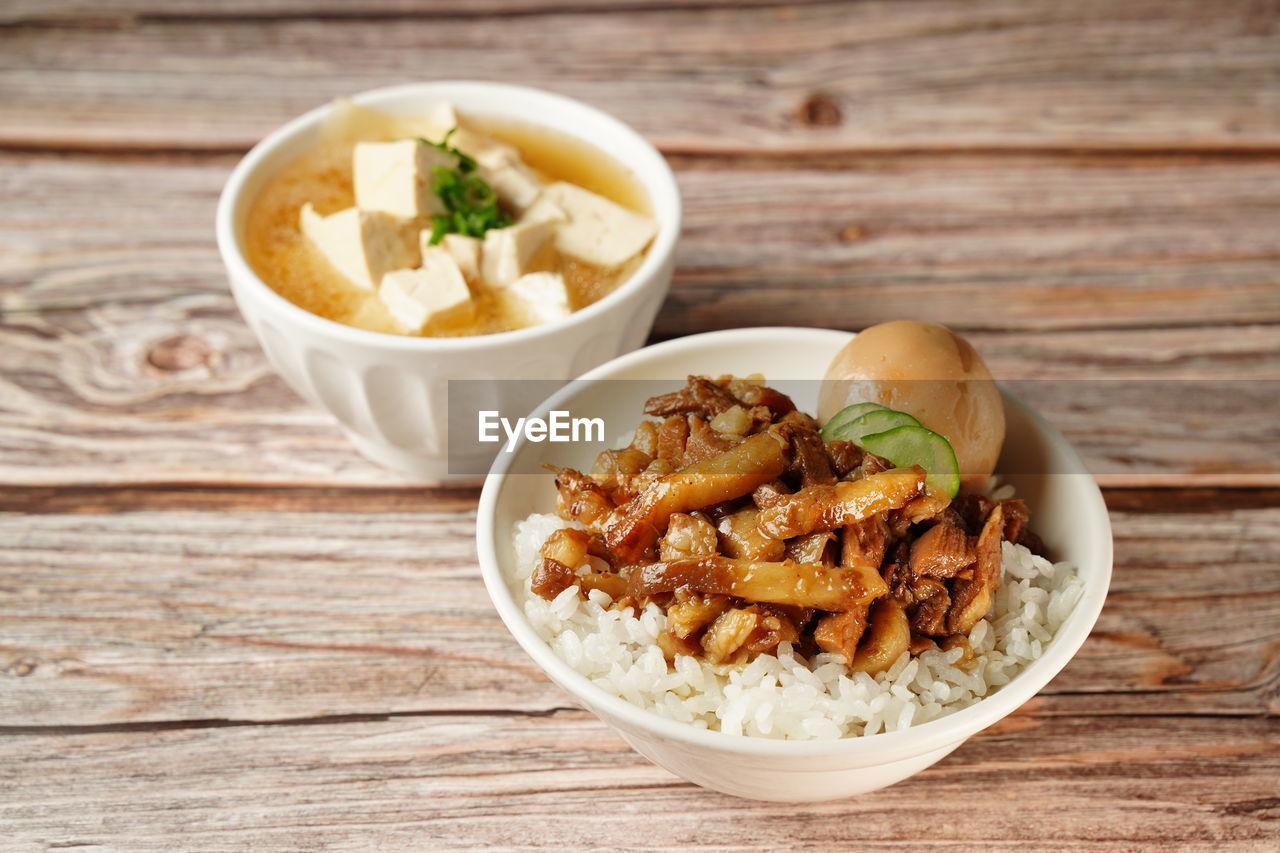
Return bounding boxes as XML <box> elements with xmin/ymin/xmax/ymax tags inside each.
<box><xmin>643</xmin><ymin>375</ymin><xmax>741</xmax><ymax>419</ymax></box>
<box><xmin>533</xmin><ymin>375</ymin><xmax>1028</xmax><ymax>669</ymax></box>
<box><xmin>755</xmin><ymin>468</ymin><xmax>925</xmax><ymax>540</ymax></box>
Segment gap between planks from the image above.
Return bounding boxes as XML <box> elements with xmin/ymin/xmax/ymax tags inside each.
<box><xmin>0</xmin><ymin>484</ymin><xmax>484</xmax><ymax>515</ymax></box>
<box><xmin>2</xmin><ymin>486</ymin><xmax>1277</xmax><ymax>515</ymax></box>
<box><xmin>2</xmin><ymin>700</ymin><xmax>1271</xmax><ymax>740</ymax></box>
<box><xmin>0</xmin><ymin>708</ymin><xmax>1270</xmax><ymax>740</ymax></box>
<box><xmin>0</xmin><ymin>0</ymin><xmax>843</xmax><ymax>28</ymax></box>
<box><xmin>8</xmin><ymin>140</ymin><xmax>1280</xmax><ymax>161</ymax></box>
<box><xmin>0</xmin><ymin>705</ymin><xmax>585</xmax><ymax>737</ymax></box>
<box><xmin>7</xmin><ymin>304</ymin><xmax>1278</xmax><ymax>339</ymax></box>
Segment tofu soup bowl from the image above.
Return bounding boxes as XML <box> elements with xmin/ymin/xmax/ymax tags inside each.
<box><xmin>476</xmin><ymin>327</ymin><xmax>1112</xmax><ymax>801</ymax></box>
<box><xmin>216</xmin><ymin>82</ymin><xmax>680</xmax><ymax>481</ymax></box>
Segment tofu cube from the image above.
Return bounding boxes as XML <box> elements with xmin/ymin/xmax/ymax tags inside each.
<box><xmin>300</xmin><ymin>203</ymin><xmax>419</xmax><ymax>291</ymax></box>
<box><xmin>541</xmin><ymin>182</ymin><xmax>658</xmax><ymax>268</ymax></box>
<box><xmin>378</xmin><ymin>248</ymin><xmax>474</xmax><ymax>333</ymax></box>
<box><xmin>481</xmin><ymin>160</ymin><xmax>543</xmax><ymax>214</ymax></box>
<box><xmin>427</xmin><ymin>102</ymin><xmax>460</xmax><ymax>132</ymax></box>
<box><xmin>354</xmin><ymin>139</ymin><xmax>458</xmax><ymax>219</ymax></box>
<box><xmin>481</xmin><ymin>220</ymin><xmax>556</xmax><ymax>288</ymax></box>
<box><xmin>472</xmin><ymin>140</ymin><xmax>518</xmax><ymax>169</ymax></box>
<box><xmin>419</xmin><ymin>232</ymin><xmax>482</xmax><ymax>283</ymax></box>
<box><xmin>456</xmin><ymin>131</ymin><xmax>520</xmax><ymax>170</ymax></box>
<box><xmin>504</xmin><ymin>271</ymin><xmax>573</xmax><ymax>327</ymax></box>
<box><xmin>520</xmin><ymin>194</ymin><xmax>569</xmax><ymax>227</ymax></box>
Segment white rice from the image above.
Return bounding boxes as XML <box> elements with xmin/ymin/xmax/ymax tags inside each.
<box><xmin>512</xmin><ymin>512</ymin><xmax>1083</xmax><ymax>740</ymax></box>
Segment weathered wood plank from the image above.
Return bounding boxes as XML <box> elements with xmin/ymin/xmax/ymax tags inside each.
<box><xmin>2</xmin><ymin>151</ymin><xmax>1277</xmax><ymax>486</ymax></box>
<box><xmin>670</xmin><ymin>155</ymin><xmax>1280</xmax><ymax>335</ymax></box>
<box><xmin>1</xmin><ymin>712</ymin><xmax>1276</xmax><ymax>851</ymax></box>
<box><xmin>2</xmin><ymin>303</ymin><xmax>1275</xmax><ymax>486</ymax></box>
<box><xmin>1</xmin><ymin>2</ymin><xmax>1275</xmax><ymax>845</ymax></box>
<box><xmin>7</xmin><ymin>151</ymin><xmax>1280</xmax><ymax>332</ymax></box>
<box><xmin>1</xmin><ymin>498</ymin><xmax>1275</xmax><ymax>726</ymax></box>
<box><xmin>3</xmin><ymin>1</ymin><xmax>1279</xmax><ymax>152</ymax></box>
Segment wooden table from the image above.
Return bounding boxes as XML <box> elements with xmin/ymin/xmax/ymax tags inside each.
<box><xmin>2</xmin><ymin>1</ymin><xmax>1278</xmax><ymax>849</ymax></box>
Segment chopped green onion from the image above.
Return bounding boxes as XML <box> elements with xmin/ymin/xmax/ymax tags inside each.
<box><xmin>416</xmin><ymin>129</ymin><xmax>511</xmax><ymax>244</ymax></box>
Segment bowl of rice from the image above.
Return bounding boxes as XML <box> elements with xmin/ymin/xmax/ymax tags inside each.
<box><xmin>476</xmin><ymin>327</ymin><xmax>1112</xmax><ymax>801</ymax></box>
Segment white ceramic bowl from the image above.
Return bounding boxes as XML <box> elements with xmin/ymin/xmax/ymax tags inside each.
<box><xmin>216</xmin><ymin>82</ymin><xmax>681</xmax><ymax>482</ymax></box>
<box><xmin>477</xmin><ymin>327</ymin><xmax>1113</xmax><ymax>801</ymax></box>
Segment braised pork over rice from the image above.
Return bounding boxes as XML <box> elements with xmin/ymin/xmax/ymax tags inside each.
<box><xmin>531</xmin><ymin>375</ymin><xmax>1044</xmax><ymax>675</ymax></box>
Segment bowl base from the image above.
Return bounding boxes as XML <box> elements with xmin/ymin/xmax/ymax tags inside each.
<box><xmin>618</xmin><ymin>729</ymin><xmax>964</xmax><ymax>801</ymax></box>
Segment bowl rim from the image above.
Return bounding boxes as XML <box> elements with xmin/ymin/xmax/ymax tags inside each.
<box><xmin>477</xmin><ymin>326</ymin><xmax>1114</xmax><ymax>761</ymax></box>
<box><xmin>214</xmin><ymin>80</ymin><xmax>682</xmax><ymax>351</ymax></box>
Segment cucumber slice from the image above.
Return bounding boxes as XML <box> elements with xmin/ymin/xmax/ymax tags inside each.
<box><xmin>859</xmin><ymin>425</ymin><xmax>961</xmax><ymax>498</ymax></box>
<box><xmin>820</xmin><ymin>402</ymin><xmax>889</xmax><ymax>441</ymax></box>
<box><xmin>829</xmin><ymin>409</ymin><xmax>921</xmax><ymax>445</ymax></box>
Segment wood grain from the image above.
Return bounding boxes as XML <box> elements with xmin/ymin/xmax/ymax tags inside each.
<box><xmin>1</xmin><ymin>712</ymin><xmax>1276</xmax><ymax>852</ymax></box>
<box><xmin>2</xmin><ymin>150</ymin><xmax>1277</xmax><ymax>487</ymax></box>
<box><xmin>669</xmin><ymin>155</ymin><xmax>1280</xmax><ymax>334</ymax></box>
<box><xmin>3</xmin><ymin>303</ymin><xmax>1274</xmax><ymax>486</ymax></box>
<box><xmin>3</xmin><ymin>0</ymin><xmax>1279</xmax><ymax>152</ymax></box>
<box><xmin>2</xmin><ymin>496</ymin><xmax>1275</xmax><ymax>727</ymax></box>
<box><xmin>7</xmin><ymin>152</ymin><xmax>1280</xmax><ymax>333</ymax></box>
<box><xmin>3</xmin><ymin>2</ymin><xmax>1279</xmax><ymax>845</ymax></box>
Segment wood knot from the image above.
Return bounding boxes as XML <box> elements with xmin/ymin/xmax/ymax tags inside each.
<box><xmin>147</xmin><ymin>334</ymin><xmax>212</xmax><ymax>371</ymax></box>
<box><xmin>839</xmin><ymin>224</ymin><xmax>867</xmax><ymax>243</ymax></box>
<box><xmin>795</xmin><ymin>92</ymin><xmax>843</xmax><ymax>127</ymax></box>
<box><xmin>7</xmin><ymin>658</ymin><xmax>36</xmax><ymax>677</ymax></box>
